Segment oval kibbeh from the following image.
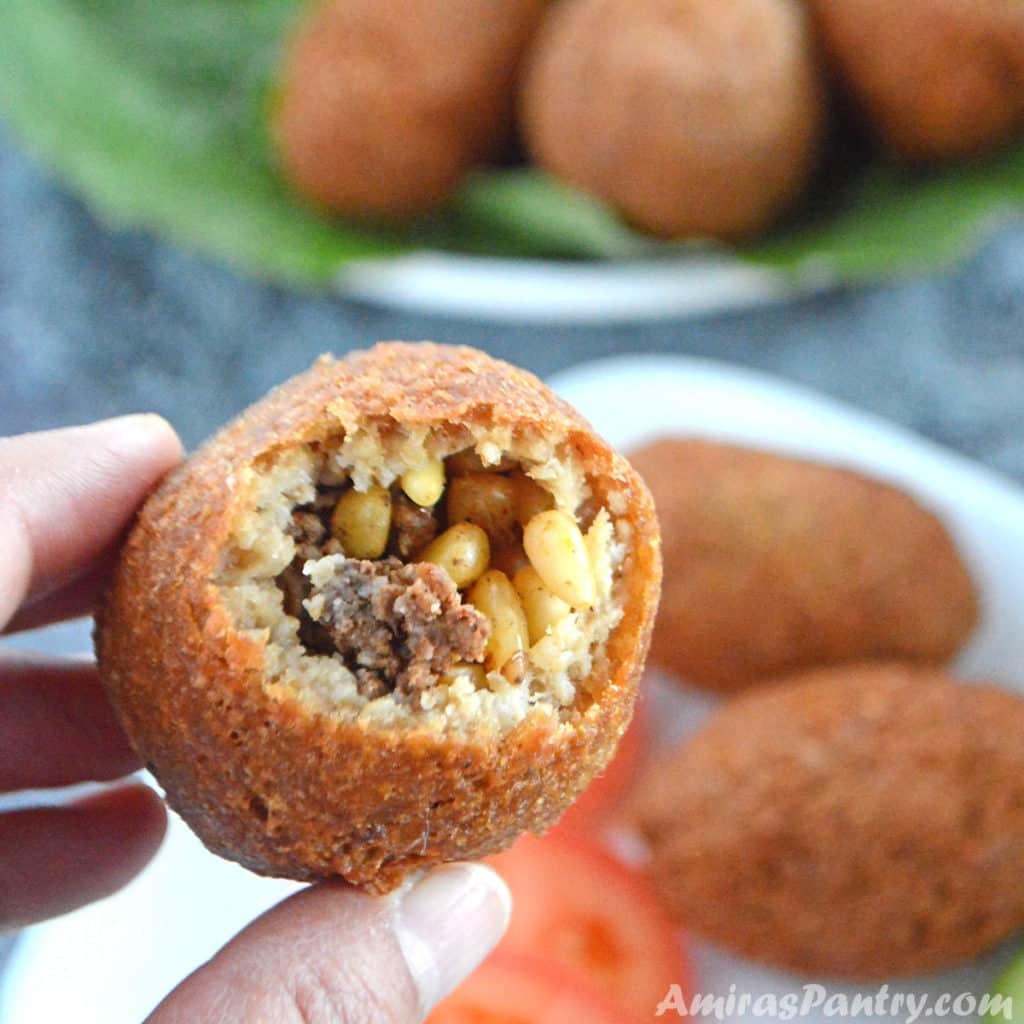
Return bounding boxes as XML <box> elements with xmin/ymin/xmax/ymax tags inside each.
<box><xmin>274</xmin><ymin>0</ymin><xmax>547</xmax><ymax>217</ymax></box>
<box><xmin>520</xmin><ymin>0</ymin><xmax>825</xmax><ymax>240</ymax></box>
<box><xmin>629</xmin><ymin>438</ymin><xmax>978</xmax><ymax>693</ymax></box>
<box><xmin>632</xmin><ymin>663</ymin><xmax>1024</xmax><ymax>978</ymax></box>
<box><xmin>808</xmin><ymin>0</ymin><xmax>1024</xmax><ymax>160</ymax></box>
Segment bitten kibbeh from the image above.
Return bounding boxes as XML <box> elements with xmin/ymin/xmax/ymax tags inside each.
<box><xmin>96</xmin><ymin>343</ymin><xmax>660</xmax><ymax>892</ymax></box>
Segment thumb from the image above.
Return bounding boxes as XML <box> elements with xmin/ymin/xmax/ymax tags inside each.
<box><xmin>146</xmin><ymin>863</ymin><xmax>511</xmax><ymax>1024</ymax></box>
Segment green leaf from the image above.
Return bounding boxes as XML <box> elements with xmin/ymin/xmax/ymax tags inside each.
<box><xmin>1</xmin><ymin>0</ymin><xmax>1022</xmax><ymax>287</ymax></box>
<box><xmin>0</xmin><ymin>0</ymin><xmax>405</xmax><ymax>284</ymax></box>
<box><xmin>987</xmin><ymin>946</ymin><xmax>1024</xmax><ymax>1022</ymax></box>
<box><xmin>745</xmin><ymin>150</ymin><xmax>1024</xmax><ymax>278</ymax></box>
<box><xmin>452</xmin><ymin>170</ymin><xmax>658</xmax><ymax>261</ymax></box>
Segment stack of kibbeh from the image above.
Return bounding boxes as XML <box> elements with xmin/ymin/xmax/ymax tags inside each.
<box><xmin>625</xmin><ymin>438</ymin><xmax>1024</xmax><ymax>978</ymax></box>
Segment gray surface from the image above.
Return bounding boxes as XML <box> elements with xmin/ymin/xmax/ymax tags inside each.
<box><xmin>3</xmin><ymin>127</ymin><xmax>1024</xmax><ymax>481</ymax></box>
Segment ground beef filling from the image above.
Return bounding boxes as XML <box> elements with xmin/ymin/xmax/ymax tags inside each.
<box><xmin>275</xmin><ymin>491</ymin><xmax>482</xmax><ymax>695</ymax></box>
<box><xmin>304</xmin><ymin>557</ymin><xmax>490</xmax><ymax>698</ymax></box>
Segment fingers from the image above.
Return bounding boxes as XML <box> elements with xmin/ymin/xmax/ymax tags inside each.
<box><xmin>148</xmin><ymin>864</ymin><xmax>511</xmax><ymax>1024</ymax></box>
<box><xmin>0</xmin><ymin>415</ymin><xmax>183</xmax><ymax>631</ymax></box>
<box><xmin>2</xmin><ymin>543</ymin><xmax>119</xmax><ymax>635</ymax></box>
<box><xmin>0</xmin><ymin>656</ymin><xmax>140</xmax><ymax>792</ymax></box>
<box><xmin>0</xmin><ymin>785</ymin><xmax>167</xmax><ymax>930</ymax></box>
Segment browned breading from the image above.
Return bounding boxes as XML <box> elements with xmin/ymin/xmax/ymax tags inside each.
<box><xmin>629</xmin><ymin>438</ymin><xmax>978</xmax><ymax>693</ymax></box>
<box><xmin>95</xmin><ymin>343</ymin><xmax>660</xmax><ymax>892</ymax></box>
<box><xmin>519</xmin><ymin>0</ymin><xmax>825</xmax><ymax>240</ymax></box>
<box><xmin>808</xmin><ymin>0</ymin><xmax>1024</xmax><ymax>160</ymax></box>
<box><xmin>631</xmin><ymin>663</ymin><xmax>1024</xmax><ymax>978</ymax></box>
<box><xmin>273</xmin><ymin>0</ymin><xmax>547</xmax><ymax>217</ymax></box>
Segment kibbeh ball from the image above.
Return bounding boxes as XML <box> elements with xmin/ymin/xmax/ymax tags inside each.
<box><xmin>520</xmin><ymin>0</ymin><xmax>825</xmax><ymax>240</ymax></box>
<box><xmin>96</xmin><ymin>343</ymin><xmax>661</xmax><ymax>893</ymax></box>
<box><xmin>632</xmin><ymin>663</ymin><xmax>1024</xmax><ymax>978</ymax></box>
<box><xmin>629</xmin><ymin>438</ymin><xmax>978</xmax><ymax>693</ymax></box>
<box><xmin>809</xmin><ymin>0</ymin><xmax>1024</xmax><ymax>159</ymax></box>
<box><xmin>274</xmin><ymin>0</ymin><xmax>547</xmax><ymax>217</ymax></box>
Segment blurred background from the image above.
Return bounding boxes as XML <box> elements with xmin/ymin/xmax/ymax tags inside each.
<box><xmin>2</xmin><ymin>115</ymin><xmax>1023</xmax><ymax>474</ymax></box>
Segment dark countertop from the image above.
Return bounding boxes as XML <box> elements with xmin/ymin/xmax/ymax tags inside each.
<box><xmin>3</xmin><ymin>127</ymin><xmax>1024</xmax><ymax>483</ymax></box>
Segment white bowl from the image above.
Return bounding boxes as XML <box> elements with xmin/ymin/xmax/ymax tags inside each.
<box><xmin>337</xmin><ymin>253</ymin><xmax>820</xmax><ymax>323</ymax></box>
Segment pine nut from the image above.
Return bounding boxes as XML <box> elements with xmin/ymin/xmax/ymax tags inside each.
<box><xmin>421</xmin><ymin>522</ymin><xmax>491</xmax><ymax>588</ymax></box>
<box><xmin>400</xmin><ymin>459</ymin><xmax>445</xmax><ymax>507</ymax></box>
<box><xmin>330</xmin><ymin>486</ymin><xmax>392</xmax><ymax>558</ymax></box>
<box><xmin>500</xmin><ymin>650</ymin><xmax>528</xmax><ymax>685</ymax></box>
<box><xmin>513</xmin><ymin>565</ymin><xmax>571</xmax><ymax>644</ymax></box>
<box><xmin>469</xmin><ymin>569</ymin><xmax>529</xmax><ymax>672</ymax></box>
<box><xmin>523</xmin><ymin>509</ymin><xmax>595</xmax><ymax>609</ymax></box>
<box><xmin>447</xmin><ymin>472</ymin><xmax>518</xmax><ymax>546</ymax></box>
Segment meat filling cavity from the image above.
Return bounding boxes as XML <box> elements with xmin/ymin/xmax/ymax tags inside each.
<box><xmin>220</xmin><ymin>438</ymin><xmax>628</xmax><ymax>722</ymax></box>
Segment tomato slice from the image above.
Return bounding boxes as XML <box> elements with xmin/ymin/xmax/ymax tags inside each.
<box><xmin>428</xmin><ymin>952</ymin><xmax>632</xmax><ymax>1024</ymax></box>
<box><xmin>488</xmin><ymin>833</ymin><xmax>691</xmax><ymax>1020</ymax></box>
<box><xmin>554</xmin><ymin>698</ymin><xmax>647</xmax><ymax>836</ymax></box>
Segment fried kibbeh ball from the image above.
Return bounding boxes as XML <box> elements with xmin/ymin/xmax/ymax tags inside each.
<box><xmin>273</xmin><ymin>0</ymin><xmax>547</xmax><ymax>218</ymax></box>
<box><xmin>809</xmin><ymin>0</ymin><xmax>1024</xmax><ymax>160</ymax></box>
<box><xmin>96</xmin><ymin>343</ymin><xmax>660</xmax><ymax>893</ymax></box>
<box><xmin>629</xmin><ymin>439</ymin><xmax>978</xmax><ymax>693</ymax></box>
<box><xmin>632</xmin><ymin>663</ymin><xmax>1024</xmax><ymax>978</ymax></box>
<box><xmin>519</xmin><ymin>0</ymin><xmax>826</xmax><ymax>240</ymax></box>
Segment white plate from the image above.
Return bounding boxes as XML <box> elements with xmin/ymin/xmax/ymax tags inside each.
<box><xmin>337</xmin><ymin>253</ymin><xmax>821</xmax><ymax>323</ymax></box>
<box><xmin>3</xmin><ymin>355</ymin><xmax>1023</xmax><ymax>1023</ymax></box>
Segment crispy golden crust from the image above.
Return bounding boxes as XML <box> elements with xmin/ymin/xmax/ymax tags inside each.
<box><xmin>629</xmin><ymin>438</ymin><xmax>978</xmax><ymax>693</ymax></box>
<box><xmin>96</xmin><ymin>343</ymin><xmax>660</xmax><ymax>892</ymax></box>
<box><xmin>274</xmin><ymin>0</ymin><xmax>547</xmax><ymax>217</ymax></box>
<box><xmin>520</xmin><ymin>0</ymin><xmax>825</xmax><ymax>240</ymax></box>
<box><xmin>632</xmin><ymin>663</ymin><xmax>1024</xmax><ymax>978</ymax></box>
<box><xmin>809</xmin><ymin>0</ymin><xmax>1024</xmax><ymax>160</ymax></box>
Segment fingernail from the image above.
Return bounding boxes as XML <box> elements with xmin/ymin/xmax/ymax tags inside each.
<box><xmin>395</xmin><ymin>863</ymin><xmax>511</xmax><ymax>1015</ymax></box>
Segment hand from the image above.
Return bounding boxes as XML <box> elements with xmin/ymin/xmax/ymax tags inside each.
<box><xmin>1</xmin><ymin>416</ymin><xmax>510</xmax><ymax>1023</ymax></box>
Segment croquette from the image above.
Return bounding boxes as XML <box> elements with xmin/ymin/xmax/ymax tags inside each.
<box><xmin>632</xmin><ymin>663</ymin><xmax>1024</xmax><ymax>978</ymax></box>
<box><xmin>96</xmin><ymin>343</ymin><xmax>660</xmax><ymax>892</ymax></box>
<box><xmin>809</xmin><ymin>0</ymin><xmax>1024</xmax><ymax>160</ymax></box>
<box><xmin>519</xmin><ymin>0</ymin><xmax>825</xmax><ymax>240</ymax></box>
<box><xmin>629</xmin><ymin>438</ymin><xmax>978</xmax><ymax>693</ymax></box>
<box><xmin>274</xmin><ymin>0</ymin><xmax>547</xmax><ymax>218</ymax></box>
